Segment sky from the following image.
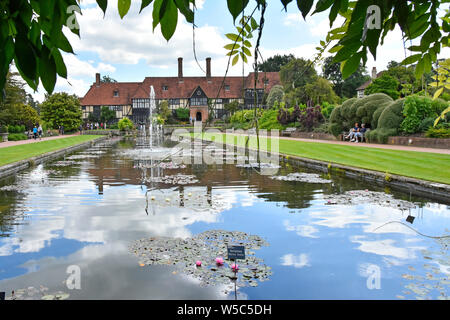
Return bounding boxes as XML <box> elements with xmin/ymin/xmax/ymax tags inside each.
<box><xmin>25</xmin><ymin>0</ymin><xmax>449</xmax><ymax>102</ymax></box>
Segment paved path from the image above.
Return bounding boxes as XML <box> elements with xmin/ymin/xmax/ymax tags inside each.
<box><xmin>0</xmin><ymin>133</ymin><xmax>80</xmax><ymax>149</ymax></box>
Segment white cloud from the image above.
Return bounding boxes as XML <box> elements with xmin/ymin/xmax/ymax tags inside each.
<box><xmin>281</xmin><ymin>253</ymin><xmax>310</xmax><ymax>268</ymax></box>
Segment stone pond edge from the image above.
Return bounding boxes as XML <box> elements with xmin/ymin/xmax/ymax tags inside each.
<box><xmin>0</xmin><ymin>136</ymin><xmax>111</xmax><ymax>180</ymax></box>
<box><xmin>197</xmin><ymin>136</ymin><xmax>450</xmax><ymax>204</ymax></box>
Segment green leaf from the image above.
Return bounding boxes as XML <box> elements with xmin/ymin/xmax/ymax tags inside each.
<box><xmin>152</xmin><ymin>0</ymin><xmax>163</xmax><ymax>30</ymax></box>
<box><xmin>118</xmin><ymin>0</ymin><xmax>131</xmax><ymax>19</ymax></box>
<box><xmin>14</xmin><ymin>35</ymin><xmax>37</xmax><ymax>87</ymax></box>
<box><xmin>140</xmin><ymin>0</ymin><xmax>154</xmax><ymax>13</ymax></box>
<box><xmin>250</xmin><ymin>17</ymin><xmax>259</xmax><ymax>30</ymax></box>
<box><xmin>401</xmin><ymin>53</ymin><xmax>422</xmax><ymax>65</ymax></box>
<box><xmin>56</xmin><ymin>33</ymin><xmax>74</xmax><ymax>53</ymax></box>
<box><xmin>174</xmin><ymin>0</ymin><xmax>193</xmax><ymax>23</ymax></box>
<box><xmin>433</xmin><ymin>87</ymin><xmax>444</xmax><ymax>100</ymax></box>
<box><xmin>341</xmin><ymin>51</ymin><xmax>362</xmax><ymax>79</ymax></box>
<box><xmin>232</xmin><ymin>54</ymin><xmax>239</xmax><ymax>66</ymax></box>
<box><xmin>423</xmin><ymin>53</ymin><xmax>432</xmax><ymax>73</ymax></box>
<box><xmin>296</xmin><ymin>0</ymin><xmax>314</xmax><ymax>19</ymax></box>
<box><xmin>227</xmin><ymin>0</ymin><xmax>249</xmax><ymax>22</ymax></box>
<box><xmin>96</xmin><ymin>0</ymin><xmax>108</xmax><ymax>15</ymax></box>
<box><xmin>415</xmin><ymin>58</ymin><xmax>424</xmax><ymax>78</ymax></box>
<box><xmin>242</xmin><ymin>46</ymin><xmax>251</xmax><ymax>56</ymax></box>
<box><xmin>39</xmin><ymin>46</ymin><xmax>57</xmax><ymax>93</ymax></box>
<box><xmin>225</xmin><ymin>33</ymin><xmax>243</xmax><ymax>42</ymax></box>
<box><xmin>243</xmin><ymin>40</ymin><xmax>252</xmax><ymax>47</ymax></box>
<box><xmin>224</xmin><ymin>43</ymin><xmax>240</xmax><ymax>50</ymax></box>
<box><xmin>160</xmin><ymin>0</ymin><xmax>178</xmax><ymax>41</ymax></box>
<box><xmin>52</xmin><ymin>49</ymin><xmax>67</xmax><ymax>79</ymax></box>
<box><xmin>313</xmin><ymin>0</ymin><xmax>333</xmax><ymax>14</ymax></box>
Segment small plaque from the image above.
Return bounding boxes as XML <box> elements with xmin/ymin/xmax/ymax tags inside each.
<box><xmin>227</xmin><ymin>245</ymin><xmax>245</xmax><ymax>260</ymax></box>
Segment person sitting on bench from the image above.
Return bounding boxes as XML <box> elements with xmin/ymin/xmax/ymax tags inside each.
<box><xmin>355</xmin><ymin>123</ymin><xmax>367</xmax><ymax>143</ymax></box>
<box><xmin>345</xmin><ymin>123</ymin><xmax>360</xmax><ymax>141</ymax></box>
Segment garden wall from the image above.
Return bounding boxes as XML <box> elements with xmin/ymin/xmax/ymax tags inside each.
<box><xmin>388</xmin><ymin>136</ymin><xmax>450</xmax><ymax>149</ymax></box>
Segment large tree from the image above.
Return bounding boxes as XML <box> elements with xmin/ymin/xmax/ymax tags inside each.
<box><xmin>280</xmin><ymin>58</ymin><xmax>317</xmax><ymax>92</ymax></box>
<box><xmin>0</xmin><ymin>0</ymin><xmax>448</xmax><ymax>98</ymax></box>
<box><xmin>322</xmin><ymin>56</ymin><xmax>370</xmax><ymax>98</ymax></box>
<box><xmin>40</xmin><ymin>92</ymin><xmax>82</xmax><ymax>131</ymax></box>
<box><xmin>257</xmin><ymin>54</ymin><xmax>295</xmax><ymax>72</ymax></box>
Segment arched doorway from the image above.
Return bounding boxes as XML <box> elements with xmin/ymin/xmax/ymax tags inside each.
<box><xmin>196</xmin><ymin>112</ymin><xmax>202</xmax><ymax>122</ymax></box>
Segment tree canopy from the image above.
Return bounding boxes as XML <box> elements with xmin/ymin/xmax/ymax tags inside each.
<box><xmin>257</xmin><ymin>54</ymin><xmax>296</xmax><ymax>72</ymax></box>
<box><xmin>0</xmin><ymin>0</ymin><xmax>448</xmax><ymax>97</ymax></box>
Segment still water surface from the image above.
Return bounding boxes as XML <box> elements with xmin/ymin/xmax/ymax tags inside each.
<box><xmin>0</xmin><ymin>138</ymin><xmax>449</xmax><ymax>300</ymax></box>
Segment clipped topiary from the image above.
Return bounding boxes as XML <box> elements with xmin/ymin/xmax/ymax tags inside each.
<box><xmin>355</xmin><ymin>93</ymin><xmax>393</xmax><ymax>128</ymax></box>
<box><xmin>377</xmin><ymin>98</ymin><xmax>405</xmax><ymax>130</ymax></box>
<box><xmin>371</xmin><ymin>107</ymin><xmax>385</xmax><ymax>129</ymax></box>
<box><xmin>329</xmin><ymin>98</ymin><xmax>357</xmax><ymax>135</ymax></box>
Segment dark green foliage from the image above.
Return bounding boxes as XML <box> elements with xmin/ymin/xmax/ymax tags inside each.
<box><xmin>355</xmin><ymin>93</ymin><xmax>393</xmax><ymax>127</ymax></box>
<box><xmin>258</xmin><ymin>109</ymin><xmax>285</xmax><ymax>130</ymax></box>
<box><xmin>100</xmin><ymin>106</ymin><xmax>116</xmax><ymax>124</ymax></box>
<box><xmin>418</xmin><ymin>117</ymin><xmax>436</xmax><ymax>133</ymax></box>
<box><xmin>329</xmin><ymin>98</ymin><xmax>357</xmax><ymax>136</ymax></box>
<box><xmin>7</xmin><ymin>133</ymin><xmax>28</xmax><ymax>141</ymax></box>
<box><xmin>7</xmin><ymin>125</ymin><xmax>25</xmax><ymax>133</ymax></box>
<box><xmin>377</xmin><ymin>99</ymin><xmax>405</xmax><ymax>130</ymax></box>
<box><xmin>257</xmin><ymin>54</ymin><xmax>295</xmax><ymax>72</ymax></box>
<box><xmin>175</xmin><ymin>107</ymin><xmax>189</xmax><ymax>120</ymax></box>
<box><xmin>400</xmin><ymin>95</ymin><xmax>438</xmax><ymax>133</ymax></box>
<box><xmin>371</xmin><ymin>107</ymin><xmax>385</xmax><ymax>130</ymax></box>
<box><xmin>40</xmin><ymin>93</ymin><xmax>82</xmax><ymax>132</ymax></box>
<box><xmin>366</xmin><ymin>128</ymin><xmax>398</xmax><ymax>144</ymax></box>
<box><xmin>365</xmin><ymin>74</ymin><xmax>400</xmax><ymax>100</ymax></box>
<box><xmin>118</xmin><ymin>117</ymin><xmax>134</xmax><ymax>131</ymax></box>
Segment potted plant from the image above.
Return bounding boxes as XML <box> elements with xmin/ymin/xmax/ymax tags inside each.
<box><xmin>0</xmin><ymin>125</ymin><xmax>9</xmax><ymax>142</ymax></box>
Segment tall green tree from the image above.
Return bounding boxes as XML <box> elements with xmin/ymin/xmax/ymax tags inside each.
<box><xmin>257</xmin><ymin>54</ymin><xmax>295</xmax><ymax>72</ymax></box>
<box><xmin>100</xmin><ymin>106</ymin><xmax>116</xmax><ymax>124</ymax></box>
<box><xmin>304</xmin><ymin>77</ymin><xmax>339</xmax><ymax>106</ymax></box>
<box><xmin>280</xmin><ymin>58</ymin><xmax>317</xmax><ymax>92</ymax></box>
<box><xmin>322</xmin><ymin>56</ymin><xmax>370</xmax><ymax>98</ymax></box>
<box><xmin>40</xmin><ymin>92</ymin><xmax>82</xmax><ymax>131</ymax></box>
<box><xmin>101</xmin><ymin>75</ymin><xmax>117</xmax><ymax>83</ymax></box>
<box><xmin>365</xmin><ymin>74</ymin><xmax>401</xmax><ymax>100</ymax></box>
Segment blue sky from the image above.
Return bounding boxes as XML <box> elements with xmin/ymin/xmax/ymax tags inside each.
<box><xmin>25</xmin><ymin>0</ymin><xmax>449</xmax><ymax>102</ymax></box>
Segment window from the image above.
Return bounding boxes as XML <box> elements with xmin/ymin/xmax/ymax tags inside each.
<box><xmin>224</xmin><ymin>85</ymin><xmax>230</xmax><ymax>91</ymax></box>
<box><xmin>191</xmin><ymin>97</ymin><xmax>207</xmax><ymax>106</ymax></box>
<box><xmin>113</xmin><ymin>90</ymin><xmax>119</xmax><ymax>97</ymax></box>
<box><xmin>162</xmin><ymin>85</ymin><xmax>168</xmax><ymax>91</ymax></box>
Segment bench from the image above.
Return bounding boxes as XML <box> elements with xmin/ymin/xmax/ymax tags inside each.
<box><xmin>342</xmin><ymin>129</ymin><xmax>370</xmax><ymax>142</ymax></box>
<box><xmin>281</xmin><ymin>127</ymin><xmax>297</xmax><ymax>137</ymax></box>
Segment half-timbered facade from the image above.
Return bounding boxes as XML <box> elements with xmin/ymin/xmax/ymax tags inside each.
<box><xmin>80</xmin><ymin>57</ymin><xmax>280</xmax><ymax>123</ymax></box>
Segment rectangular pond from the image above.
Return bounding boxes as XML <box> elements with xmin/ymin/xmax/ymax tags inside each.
<box><xmin>0</xmin><ymin>136</ymin><xmax>449</xmax><ymax>300</ymax></box>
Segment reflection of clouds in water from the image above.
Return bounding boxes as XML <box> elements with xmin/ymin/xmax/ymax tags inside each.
<box><xmin>0</xmin><ymin>180</ymin><xmax>257</xmax><ymax>256</ymax></box>
<box><xmin>281</xmin><ymin>254</ymin><xmax>310</xmax><ymax>268</ymax></box>
<box><xmin>283</xmin><ymin>220</ymin><xmax>319</xmax><ymax>238</ymax></box>
<box><xmin>351</xmin><ymin>236</ymin><xmax>425</xmax><ymax>260</ymax></box>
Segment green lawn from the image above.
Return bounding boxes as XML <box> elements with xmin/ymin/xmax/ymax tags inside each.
<box><xmin>0</xmin><ymin>135</ymin><xmax>103</xmax><ymax>167</ymax></box>
<box><xmin>190</xmin><ymin>132</ymin><xmax>450</xmax><ymax>185</ymax></box>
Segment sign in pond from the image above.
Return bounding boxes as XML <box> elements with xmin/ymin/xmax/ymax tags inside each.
<box><xmin>227</xmin><ymin>245</ymin><xmax>245</xmax><ymax>260</ymax></box>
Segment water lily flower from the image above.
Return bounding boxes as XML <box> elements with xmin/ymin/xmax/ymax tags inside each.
<box><xmin>231</xmin><ymin>263</ymin><xmax>239</xmax><ymax>272</ymax></box>
<box><xmin>196</xmin><ymin>260</ymin><xmax>202</xmax><ymax>267</ymax></box>
<box><xmin>215</xmin><ymin>257</ymin><xmax>224</xmax><ymax>265</ymax></box>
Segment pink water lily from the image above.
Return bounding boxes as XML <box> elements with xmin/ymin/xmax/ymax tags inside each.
<box><xmin>231</xmin><ymin>263</ymin><xmax>239</xmax><ymax>272</ymax></box>
<box><xmin>215</xmin><ymin>257</ymin><xmax>224</xmax><ymax>265</ymax></box>
<box><xmin>195</xmin><ymin>260</ymin><xmax>202</xmax><ymax>267</ymax></box>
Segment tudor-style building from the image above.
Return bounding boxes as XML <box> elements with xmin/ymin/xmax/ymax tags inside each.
<box><xmin>80</xmin><ymin>57</ymin><xmax>280</xmax><ymax>123</ymax></box>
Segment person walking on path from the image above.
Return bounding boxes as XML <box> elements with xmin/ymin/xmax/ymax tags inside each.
<box><xmin>32</xmin><ymin>126</ymin><xmax>38</xmax><ymax>140</ymax></box>
<box><xmin>38</xmin><ymin>124</ymin><xmax>43</xmax><ymax>140</ymax></box>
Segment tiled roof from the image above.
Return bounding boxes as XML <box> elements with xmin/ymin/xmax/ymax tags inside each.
<box><xmin>80</xmin><ymin>72</ymin><xmax>281</xmax><ymax>106</ymax></box>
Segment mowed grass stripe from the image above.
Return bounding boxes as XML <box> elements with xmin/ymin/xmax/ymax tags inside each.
<box><xmin>0</xmin><ymin>136</ymin><xmax>103</xmax><ymax>167</ymax></box>
<box><xmin>192</xmin><ymin>133</ymin><xmax>450</xmax><ymax>184</ymax></box>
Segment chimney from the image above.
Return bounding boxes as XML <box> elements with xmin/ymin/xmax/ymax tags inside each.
<box><xmin>178</xmin><ymin>57</ymin><xmax>183</xmax><ymax>79</ymax></box>
<box><xmin>95</xmin><ymin>73</ymin><xmax>101</xmax><ymax>86</ymax></box>
<box><xmin>206</xmin><ymin>57</ymin><xmax>211</xmax><ymax>79</ymax></box>
<box><xmin>372</xmin><ymin>67</ymin><xmax>377</xmax><ymax>79</ymax></box>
